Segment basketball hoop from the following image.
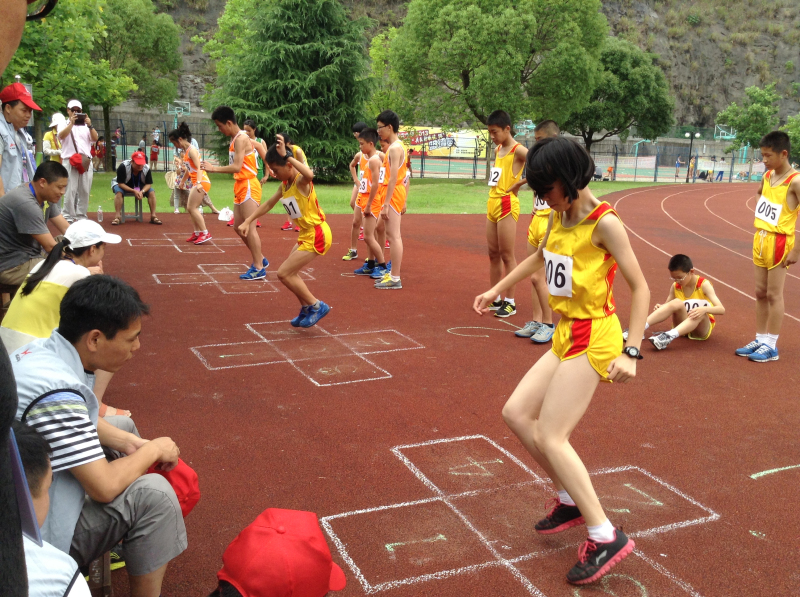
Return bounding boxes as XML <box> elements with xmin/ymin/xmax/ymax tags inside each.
<box><xmin>167</xmin><ymin>101</ymin><xmax>191</xmax><ymax>130</ymax></box>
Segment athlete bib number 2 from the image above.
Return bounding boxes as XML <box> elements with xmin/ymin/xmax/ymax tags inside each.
<box><xmin>542</xmin><ymin>249</ymin><xmax>573</xmax><ymax>297</ymax></box>
<box><xmin>755</xmin><ymin>195</ymin><xmax>781</xmax><ymax>226</ymax></box>
<box><xmin>488</xmin><ymin>167</ymin><xmax>502</xmax><ymax>187</ymax></box>
<box><xmin>281</xmin><ymin>196</ymin><xmax>301</xmax><ymax>219</ymax></box>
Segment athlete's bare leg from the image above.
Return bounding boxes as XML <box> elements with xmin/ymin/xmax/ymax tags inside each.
<box><xmin>350</xmin><ymin>205</ymin><xmax>363</xmax><ymax>252</ymax></box>
<box><xmin>187</xmin><ymin>187</ymin><xmax>207</xmax><ymax>231</ymax></box>
<box><xmin>363</xmin><ymin>214</ymin><xmax>382</xmax><ymax>261</ymax></box>
<box><xmin>755</xmin><ymin>264</ymin><xmax>786</xmax><ymax>335</ymax></box>
<box><xmin>647</xmin><ymin>298</ymin><xmax>711</xmax><ymax>337</ymax></box>
<box><xmin>277</xmin><ymin>247</ymin><xmax>318</xmax><ymax>305</ymax></box>
<box><xmin>527</xmin><ymin>241</ymin><xmax>552</xmax><ymax>323</ymax></box>
<box><xmin>487</xmin><ymin>217</ymin><xmax>518</xmax><ymax>297</ymax></box>
<box><xmin>385</xmin><ymin>208</ymin><xmax>403</xmax><ymax>276</ymax></box>
<box><xmin>234</xmin><ymin>201</ymin><xmax>264</xmax><ymax>266</ymax></box>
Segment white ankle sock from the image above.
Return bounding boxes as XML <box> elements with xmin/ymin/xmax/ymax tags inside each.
<box><xmin>644</xmin><ymin>322</ymin><xmax>650</xmax><ymax>330</ymax></box>
<box><xmin>587</xmin><ymin>519</ymin><xmax>616</xmax><ymax>543</ymax></box>
<box><xmin>505</xmin><ymin>297</ymin><xmax>515</xmax><ymax>305</ymax></box>
<box><xmin>756</xmin><ymin>333</ymin><xmax>768</xmax><ymax>345</ymax></box>
<box><xmin>557</xmin><ymin>490</ymin><xmax>575</xmax><ymax>506</ymax></box>
<box><xmin>765</xmin><ymin>334</ymin><xmax>779</xmax><ymax>349</ymax></box>
<box><xmin>665</xmin><ymin>328</ymin><xmax>679</xmax><ymax>339</ymax></box>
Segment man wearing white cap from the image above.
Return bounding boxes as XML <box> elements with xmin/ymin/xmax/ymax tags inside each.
<box><xmin>57</xmin><ymin>99</ymin><xmax>97</xmax><ymax>222</ymax></box>
<box><xmin>43</xmin><ymin>113</ymin><xmax>65</xmax><ymax>164</ymax></box>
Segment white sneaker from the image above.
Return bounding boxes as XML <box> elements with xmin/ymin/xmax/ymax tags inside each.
<box><xmin>515</xmin><ymin>321</ymin><xmax>541</xmax><ymax>338</ymax></box>
<box><xmin>648</xmin><ymin>332</ymin><xmax>674</xmax><ymax>351</ymax></box>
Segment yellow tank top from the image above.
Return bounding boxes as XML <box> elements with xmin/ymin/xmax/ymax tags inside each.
<box><xmin>292</xmin><ymin>145</ymin><xmax>308</xmax><ymax>166</ymax></box>
<box><xmin>281</xmin><ymin>173</ymin><xmax>325</xmax><ymax>230</ymax></box>
<box><xmin>544</xmin><ymin>202</ymin><xmax>619</xmax><ymax>320</ymax></box>
<box><xmin>230</xmin><ymin>131</ymin><xmax>258</xmax><ymax>181</ymax></box>
<box><xmin>378</xmin><ymin>141</ymin><xmax>407</xmax><ymax>193</ymax></box>
<box><xmin>754</xmin><ymin>170</ymin><xmax>800</xmax><ymax>235</ymax></box>
<box><xmin>533</xmin><ymin>193</ymin><xmax>551</xmax><ymax>217</ymax></box>
<box><xmin>358</xmin><ymin>154</ymin><xmax>372</xmax><ymax>199</ymax></box>
<box><xmin>185</xmin><ymin>150</ymin><xmax>210</xmax><ymax>187</ymax></box>
<box><xmin>488</xmin><ymin>143</ymin><xmax>523</xmax><ymax>199</ymax></box>
<box><xmin>674</xmin><ymin>276</ymin><xmax>716</xmax><ymax>324</ymax></box>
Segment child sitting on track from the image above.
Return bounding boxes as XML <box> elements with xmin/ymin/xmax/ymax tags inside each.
<box><xmin>240</xmin><ymin>135</ymin><xmax>332</xmax><ymax>328</ymax></box>
<box><xmin>624</xmin><ymin>254</ymin><xmax>725</xmax><ymax>351</ymax></box>
<box><xmin>473</xmin><ymin>137</ymin><xmax>649</xmax><ymax>585</ymax></box>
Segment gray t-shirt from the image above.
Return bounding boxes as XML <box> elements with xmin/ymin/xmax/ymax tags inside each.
<box><xmin>0</xmin><ymin>184</ymin><xmax>61</xmax><ymax>272</ymax></box>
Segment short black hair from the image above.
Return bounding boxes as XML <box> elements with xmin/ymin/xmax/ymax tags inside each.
<box><xmin>358</xmin><ymin>128</ymin><xmax>379</xmax><ymax>146</ymax></box>
<box><xmin>59</xmin><ymin>276</ymin><xmax>150</xmax><ymax>344</ymax></box>
<box><xmin>208</xmin><ymin>581</ymin><xmax>244</xmax><ymax>597</ymax></box>
<box><xmin>526</xmin><ymin>137</ymin><xmax>594</xmax><ymax>201</ymax></box>
<box><xmin>243</xmin><ymin>119</ymin><xmax>258</xmax><ymax>133</ymax></box>
<box><xmin>211</xmin><ymin>105</ymin><xmax>236</xmax><ymax>125</ymax></box>
<box><xmin>265</xmin><ymin>143</ymin><xmax>291</xmax><ymax>168</ymax></box>
<box><xmin>33</xmin><ymin>161</ymin><xmax>68</xmax><ymax>184</ymax></box>
<box><xmin>534</xmin><ymin>120</ymin><xmax>560</xmax><ymax>137</ymax></box>
<box><xmin>760</xmin><ymin>131</ymin><xmax>791</xmax><ymax>155</ymax></box>
<box><xmin>376</xmin><ymin>110</ymin><xmax>400</xmax><ymax>133</ymax></box>
<box><xmin>11</xmin><ymin>421</ymin><xmax>51</xmax><ymax>498</ymax></box>
<box><xmin>352</xmin><ymin>122</ymin><xmax>368</xmax><ymax>133</ymax></box>
<box><xmin>487</xmin><ymin>110</ymin><xmax>512</xmax><ymax>129</ymax></box>
<box><xmin>276</xmin><ymin>132</ymin><xmax>294</xmax><ymax>146</ymax></box>
<box><xmin>3</xmin><ymin>99</ymin><xmax>22</xmax><ymax>112</ymax></box>
<box><xmin>668</xmin><ymin>254</ymin><xmax>693</xmax><ymax>272</ymax></box>
<box><xmin>168</xmin><ymin>122</ymin><xmax>192</xmax><ymax>143</ymax></box>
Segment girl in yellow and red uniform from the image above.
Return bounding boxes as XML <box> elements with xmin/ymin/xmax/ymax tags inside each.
<box><xmin>278</xmin><ymin>134</ymin><xmax>307</xmax><ymax>233</ymax></box>
<box><xmin>736</xmin><ymin>131</ymin><xmax>800</xmax><ymax>362</ymax></box>
<box><xmin>240</xmin><ymin>135</ymin><xmax>331</xmax><ymax>328</ymax></box>
<box><xmin>474</xmin><ymin>137</ymin><xmax>650</xmax><ymax>586</ymax></box>
<box><xmin>169</xmin><ymin>123</ymin><xmax>213</xmax><ymax>245</ymax></box>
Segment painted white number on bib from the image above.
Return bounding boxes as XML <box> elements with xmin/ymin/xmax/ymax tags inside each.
<box><xmin>755</xmin><ymin>195</ymin><xmax>781</xmax><ymax>226</ymax></box>
<box><xmin>542</xmin><ymin>249</ymin><xmax>573</xmax><ymax>297</ymax></box>
<box><xmin>281</xmin><ymin>196</ymin><xmax>301</xmax><ymax>220</ymax></box>
<box><xmin>358</xmin><ymin>174</ymin><xmax>368</xmax><ymax>194</ymax></box>
<box><xmin>403</xmin><ymin>173</ymin><xmax>410</xmax><ymax>186</ymax></box>
<box><xmin>378</xmin><ymin>167</ymin><xmax>386</xmax><ymax>184</ymax></box>
<box><xmin>684</xmin><ymin>299</ymin><xmax>709</xmax><ymax>312</ymax></box>
<box><xmin>488</xmin><ymin>167</ymin><xmax>502</xmax><ymax>187</ymax></box>
<box><xmin>534</xmin><ymin>195</ymin><xmax>549</xmax><ymax>210</ymax></box>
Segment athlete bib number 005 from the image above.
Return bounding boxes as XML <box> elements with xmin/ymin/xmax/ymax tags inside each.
<box><xmin>378</xmin><ymin>167</ymin><xmax>386</xmax><ymax>184</ymax></box>
<box><xmin>488</xmin><ymin>167</ymin><xmax>502</xmax><ymax>187</ymax></box>
<box><xmin>534</xmin><ymin>195</ymin><xmax>548</xmax><ymax>210</ymax></box>
<box><xmin>542</xmin><ymin>249</ymin><xmax>573</xmax><ymax>297</ymax></box>
<box><xmin>358</xmin><ymin>175</ymin><xmax>368</xmax><ymax>194</ymax></box>
<box><xmin>683</xmin><ymin>299</ymin><xmax>709</xmax><ymax>312</ymax></box>
<box><xmin>755</xmin><ymin>195</ymin><xmax>781</xmax><ymax>226</ymax></box>
<box><xmin>281</xmin><ymin>196</ymin><xmax>301</xmax><ymax>219</ymax></box>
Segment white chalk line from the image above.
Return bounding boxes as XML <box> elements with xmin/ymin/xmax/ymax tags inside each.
<box><xmin>632</xmin><ymin>549</ymin><xmax>704</xmax><ymax>597</ymax></box>
<box><xmin>703</xmin><ymin>191</ymin><xmax>756</xmax><ymax>236</ymax></box>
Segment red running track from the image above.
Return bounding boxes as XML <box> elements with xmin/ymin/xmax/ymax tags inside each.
<box><xmin>97</xmin><ymin>188</ymin><xmax>798</xmax><ymax>596</ymax></box>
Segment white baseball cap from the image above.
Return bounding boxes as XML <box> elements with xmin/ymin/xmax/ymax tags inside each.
<box><xmin>65</xmin><ymin>220</ymin><xmax>121</xmax><ymax>249</ymax></box>
<box><xmin>49</xmin><ymin>113</ymin><xmax>67</xmax><ymax>128</ymax></box>
<box><xmin>67</xmin><ymin>99</ymin><xmax>82</xmax><ymax>110</ymax></box>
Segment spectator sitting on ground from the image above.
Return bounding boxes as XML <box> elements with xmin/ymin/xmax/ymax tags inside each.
<box><xmin>111</xmin><ymin>151</ymin><xmax>162</xmax><ymax>225</ymax></box>
<box><xmin>0</xmin><ymin>82</ymin><xmax>41</xmax><ymax>196</ymax></box>
<box><xmin>43</xmin><ymin>113</ymin><xmax>66</xmax><ymax>164</ymax></box>
<box><xmin>0</xmin><ymin>161</ymin><xmax>69</xmax><ymax>294</ymax></box>
<box><xmin>12</xmin><ymin>275</ymin><xmax>187</xmax><ymax>597</ymax></box>
<box><xmin>12</xmin><ymin>420</ymin><xmax>93</xmax><ymax>597</ymax></box>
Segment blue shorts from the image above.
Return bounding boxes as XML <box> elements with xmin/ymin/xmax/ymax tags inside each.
<box><xmin>113</xmin><ymin>185</ymin><xmax>153</xmax><ymax>196</ymax></box>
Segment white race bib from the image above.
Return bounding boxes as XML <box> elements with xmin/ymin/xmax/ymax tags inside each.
<box><xmin>488</xmin><ymin>167</ymin><xmax>502</xmax><ymax>187</ymax></box>
<box><xmin>542</xmin><ymin>249</ymin><xmax>573</xmax><ymax>297</ymax></box>
<box><xmin>358</xmin><ymin>173</ymin><xmax>368</xmax><ymax>194</ymax></box>
<box><xmin>281</xmin><ymin>196</ymin><xmax>301</xmax><ymax>220</ymax></box>
<box><xmin>755</xmin><ymin>195</ymin><xmax>781</xmax><ymax>226</ymax></box>
<box><xmin>403</xmin><ymin>172</ymin><xmax>410</xmax><ymax>185</ymax></box>
<box><xmin>534</xmin><ymin>195</ymin><xmax>549</xmax><ymax>211</ymax></box>
<box><xmin>378</xmin><ymin>167</ymin><xmax>386</xmax><ymax>184</ymax></box>
<box><xmin>683</xmin><ymin>299</ymin><xmax>709</xmax><ymax>312</ymax></box>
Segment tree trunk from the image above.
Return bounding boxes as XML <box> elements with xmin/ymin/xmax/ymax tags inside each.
<box><xmin>103</xmin><ymin>105</ymin><xmax>112</xmax><ymax>173</ymax></box>
<box><xmin>583</xmin><ymin>131</ymin><xmax>595</xmax><ymax>154</ymax></box>
<box><xmin>34</xmin><ymin>117</ymin><xmax>44</xmax><ymax>166</ymax></box>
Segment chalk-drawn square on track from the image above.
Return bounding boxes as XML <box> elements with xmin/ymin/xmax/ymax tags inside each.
<box><xmin>154</xmin><ymin>273</ymin><xmax>214</xmax><ymax>285</ymax></box>
<box><xmin>269</xmin><ymin>336</ymin><xmax>356</xmax><ymax>361</ymax></box>
<box><xmin>247</xmin><ymin>321</ymin><xmax>329</xmax><ymax>341</ymax></box>
<box><xmin>293</xmin><ymin>355</ymin><xmax>390</xmax><ymax>386</ymax></box>
<box><xmin>336</xmin><ymin>330</ymin><xmax>424</xmax><ymax>355</ymax></box>
<box><xmin>191</xmin><ymin>341</ymin><xmax>286</xmax><ymax>370</ymax></box>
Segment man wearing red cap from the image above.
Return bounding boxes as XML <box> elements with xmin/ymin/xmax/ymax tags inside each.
<box><xmin>57</xmin><ymin>99</ymin><xmax>97</xmax><ymax>222</ymax></box>
<box><xmin>0</xmin><ymin>82</ymin><xmax>41</xmax><ymax>197</ymax></box>
<box><xmin>111</xmin><ymin>151</ymin><xmax>162</xmax><ymax>225</ymax></box>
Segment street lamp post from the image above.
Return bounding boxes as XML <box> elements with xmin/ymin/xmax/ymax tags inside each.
<box><xmin>685</xmin><ymin>131</ymin><xmax>701</xmax><ymax>183</ymax></box>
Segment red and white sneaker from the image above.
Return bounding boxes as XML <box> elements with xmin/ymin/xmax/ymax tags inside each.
<box><xmin>194</xmin><ymin>231</ymin><xmax>213</xmax><ymax>245</ymax></box>
<box><xmin>358</xmin><ymin>230</ymin><xmax>364</xmax><ymax>241</ymax></box>
<box><xmin>256</xmin><ymin>220</ymin><xmax>262</xmax><ymax>228</ymax></box>
<box><xmin>566</xmin><ymin>530</ymin><xmax>635</xmax><ymax>585</ymax></box>
<box><xmin>281</xmin><ymin>221</ymin><xmax>293</xmax><ymax>231</ymax></box>
<box><xmin>293</xmin><ymin>225</ymin><xmax>300</xmax><ymax>232</ymax></box>
<box><xmin>186</xmin><ymin>232</ymin><xmax>199</xmax><ymax>242</ymax></box>
<box><xmin>385</xmin><ymin>239</ymin><xmax>390</xmax><ymax>248</ymax></box>
<box><xmin>227</xmin><ymin>218</ymin><xmax>234</xmax><ymax>227</ymax></box>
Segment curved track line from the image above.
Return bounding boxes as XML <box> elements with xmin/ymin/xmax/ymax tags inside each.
<box><xmin>703</xmin><ymin>191</ymin><xmax>755</xmax><ymax>235</ymax></box>
<box><xmin>746</xmin><ymin>196</ymin><xmax>756</xmax><ymax>212</ymax></box>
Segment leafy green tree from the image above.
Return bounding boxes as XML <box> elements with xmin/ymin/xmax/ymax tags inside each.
<box><xmin>781</xmin><ymin>114</ymin><xmax>800</xmax><ymax>160</ymax></box>
<box><xmin>366</xmin><ymin>28</ymin><xmax>415</xmax><ymax>122</ymax></box>
<box><xmin>717</xmin><ymin>84</ymin><xmax>780</xmax><ymax>152</ymax></box>
<box><xmin>204</xmin><ymin>0</ymin><xmax>371</xmax><ymax>181</ymax></box>
<box><xmin>563</xmin><ymin>37</ymin><xmax>674</xmax><ymax>153</ymax></box>
<box><xmin>389</xmin><ymin>0</ymin><xmax>607</xmax><ymax>128</ymax></box>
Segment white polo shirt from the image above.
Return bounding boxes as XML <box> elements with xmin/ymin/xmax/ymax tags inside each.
<box><xmin>57</xmin><ymin>123</ymin><xmax>93</xmax><ymax>159</ymax></box>
<box><xmin>24</xmin><ymin>536</ymin><xmax>91</xmax><ymax>597</ymax></box>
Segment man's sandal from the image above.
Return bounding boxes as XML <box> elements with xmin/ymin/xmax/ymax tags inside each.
<box><xmin>111</xmin><ymin>217</ymin><xmax>121</xmax><ymax>225</ymax></box>
<box><xmin>98</xmin><ymin>403</ymin><xmax>132</xmax><ymax>417</ymax></box>
<box><xmin>150</xmin><ymin>217</ymin><xmax>163</xmax><ymax>225</ymax></box>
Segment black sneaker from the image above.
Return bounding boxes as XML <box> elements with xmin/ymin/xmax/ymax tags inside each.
<box><xmin>566</xmin><ymin>529</ymin><xmax>635</xmax><ymax>585</ymax></box>
<box><xmin>487</xmin><ymin>300</ymin><xmax>503</xmax><ymax>311</ymax></box>
<box><xmin>110</xmin><ymin>542</ymin><xmax>126</xmax><ymax>571</ymax></box>
<box><xmin>494</xmin><ymin>301</ymin><xmax>516</xmax><ymax>318</ymax></box>
<box><xmin>535</xmin><ymin>498</ymin><xmax>585</xmax><ymax>534</ymax></box>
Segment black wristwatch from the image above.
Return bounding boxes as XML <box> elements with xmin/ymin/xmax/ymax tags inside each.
<box><xmin>623</xmin><ymin>346</ymin><xmax>643</xmax><ymax>360</ymax></box>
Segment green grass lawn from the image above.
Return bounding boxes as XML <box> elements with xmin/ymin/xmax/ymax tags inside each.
<box><xmin>89</xmin><ymin>172</ymin><xmax>668</xmax><ymax>216</ymax></box>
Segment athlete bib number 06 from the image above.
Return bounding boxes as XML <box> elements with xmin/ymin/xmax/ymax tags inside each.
<box><xmin>683</xmin><ymin>299</ymin><xmax>709</xmax><ymax>312</ymax></box>
<box><xmin>281</xmin><ymin>196</ymin><xmax>301</xmax><ymax>219</ymax></box>
<box><xmin>488</xmin><ymin>167</ymin><xmax>502</xmax><ymax>187</ymax></box>
<box><xmin>378</xmin><ymin>167</ymin><xmax>386</xmax><ymax>184</ymax></box>
<box><xmin>755</xmin><ymin>195</ymin><xmax>781</xmax><ymax>226</ymax></box>
<box><xmin>542</xmin><ymin>249</ymin><xmax>573</xmax><ymax>297</ymax></box>
<box><xmin>534</xmin><ymin>195</ymin><xmax>549</xmax><ymax>210</ymax></box>
<box><xmin>358</xmin><ymin>174</ymin><xmax>368</xmax><ymax>194</ymax></box>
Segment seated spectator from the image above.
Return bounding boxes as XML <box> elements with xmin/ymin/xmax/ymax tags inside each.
<box><xmin>0</xmin><ymin>161</ymin><xmax>69</xmax><ymax>293</ymax></box>
<box><xmin>593</xmin><ymin>165</ymin><xmax>603</xmax><ymax>181</ymax></box>
<box><xmin>12</xmin><ymin>275</ymin><xmax>187</xmax><ymax>597</ymax></box>
<box><xmin>111</xmin><ymin>151</ymin><xmax>162</xmax><ymax>226</ymax></box>
<box><xmin>13</xmin><ymin>420</ymin><xmax>92</xmax><ymax>597</ymax></box>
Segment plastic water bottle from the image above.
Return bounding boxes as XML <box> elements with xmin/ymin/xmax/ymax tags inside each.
<box><xmin>97</xmin><ymin>206</ymin><xmax>103</xmax><ymax>222</ymax></box>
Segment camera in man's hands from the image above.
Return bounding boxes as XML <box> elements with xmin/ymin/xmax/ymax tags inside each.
<box><xmin>74</xmin><ymin>113</ymin><xmax>87</xmax><ymax>126</ymax></box>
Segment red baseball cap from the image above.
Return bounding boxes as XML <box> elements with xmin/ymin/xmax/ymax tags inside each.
<box><xmin>0</xmin><ymin>82</ymin><xmax>41</xmax><ymax>111</ymax></box>
<box><xmin>217</xmin><ymin>509</ymin><xmax>347</xmax><ymax>597</ymax></box>
<box><xmin>146</xmin><ymin>458</ymin><xmax>201</xmax><ymax>518</ymax></box>
<box><xmin>131</xmin><ymin>151</ymin><xmax>147</xmax><ymax>165</ymax></box>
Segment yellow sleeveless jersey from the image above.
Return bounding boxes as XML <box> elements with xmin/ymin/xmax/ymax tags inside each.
<box><xmin>230</xmin><ymin>131</ymin><xmax>258</xmax><ymax>181</ymax></box>
<box><xmin>357</xmin><ymin>154</ymin><xmax>372</xmax><ymax>199</ymax></box>
<box><xmin>281</xmin><ymin>173</ymin><xmax>325</xmax><ymax>230</ymax></box>
<box><xmin>674</xmin><ymin>277</ymin><xmax>716</xmax><ymax>325</ymax></box>
<box><xmin>488</xmin><ymin>143</ymin><xmax>523</xmax><ymax>199</ymax></box>
<box><xmin>543</xmin><ymin>202</ymin><xmax>619</xmax><ymax>320</ymax></box>
<box><xmin>292</xmin><ymin>145</ymin><xmax>308</xmax><ymax>166</ymax></box>
<box><xmin>754</xmin><ymin>170</ymin><xmax>800</xmax><ymax>235</ymax></box>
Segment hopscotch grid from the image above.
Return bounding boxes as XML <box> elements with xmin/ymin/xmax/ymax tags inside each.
<box><xmin>632</xmin><ymin>550</ymin><xmax>704</xmax><ymax>597</ymax></box>
<box><xmin>153</xmin><ymin>263</ymin><xmax>284</xmax><ymax>294</ymax></box>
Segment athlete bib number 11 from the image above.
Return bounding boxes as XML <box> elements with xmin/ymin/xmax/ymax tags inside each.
<box><xmin>488</xmin><ymin>167</ymin><xmax>502</xmax><ymax>187</ymax></box>
<box><xmin>281</xmin><ymin>196</ymin><xmax>301</xmax><ymax>220</ymax></box>
<box><xmin>542</xmin><ymin>249</ymin><xmax>573</xmax><ymax>297</ymax></box>
<box><xmin>755</xmin><ymin>195</ymin><xmax>781</xmax><ymax>226</ymax></box>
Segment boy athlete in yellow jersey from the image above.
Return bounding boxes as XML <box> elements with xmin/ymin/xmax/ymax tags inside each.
<box><xmin>517</xmin><ymin>120</ymin><xmax>560</xmax><ymax>342</ymax></box>
<box><xmin>736</xmin><ymin>131</ymin><xmax>800</xmax><ymax>362</ymax></box>
<box><xmin>485</xmin><ymin>110</ymin><xmax>528</xmax><ymax>317</ymax></box>
<box><xmin>344</xmin><ymin>122</ymin><xmax>368</xmax><ymax>261</ymax></box>
<box><xmin>203</xmin><ymin>106</ymin><xmax>268</xmax><ymax>280</ymax></box>
<box><xmin>239</xmin><ymin>135</ymin><xmax>332</xmax><ymax>327</ymax></box>
<box><xmin>473</xmin><ymin>137</ymin><xmax>649</xmax><ymax>585</ymax></box>
<box><xmin>374</xmin><ymin>110</ymin><xmax>407</xmax><ymax>289</ymax></box>
<box><xmin>353</xmin><ymin>128</ymin><xmax>389</xmax><ymax>278</ymax></box>
<box><xmin>622</xmin><ymin>254</ymin><xmax>725</xmax><ymax>350</ymax></box>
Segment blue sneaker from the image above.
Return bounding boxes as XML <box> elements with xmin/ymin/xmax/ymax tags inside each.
<box><xmin>300</xmin><ymin>301</ymin><xmax>330</xmax><ymax>328</ymax></box>
<box><xmin>354</xmin><ymin>263</ymin><xmax>374</xmax><ymax>276</ymax></box>
<box><xmin>290</xmin><ymin>306</ymin><xmax>311</xmax><ymax>327</ymax></box>
<box><xmin>386</xmin><ymin>260</ymin><xmax>392</xmax><ymax>271</ymax></box>
<box><xmin>240</xmin><ymin>266</ymin><xmax>266</xmax><ymax>281</ymax></box>
<box><xmin>748</xmin><ymin>344</ymin><xmax>779</xmax><ymax>362</ymax></box>
<box><xmin>262</xmin><ymin>257</ymin><xmax>270</xmax><ymax>269</ymax></box>
<box><xmin>370</xmin><ymin>266</ymin><xmax>388</xmax><ymax>279</ymax></box>
<box><xmin>735</xmin><ymin>340</ymin><xmax>761</xmax><ymax>357</ymax></box>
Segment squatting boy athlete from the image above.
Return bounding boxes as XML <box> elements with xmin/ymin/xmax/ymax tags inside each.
<box><xmin>202</xmin><ymin>106</ymin><xmax>268</xmax><ymax>280</ymax></box>
<box><xmin>736</xmin><ymin>131</ymin><xmax>800</xmax><ymax>362</ymax></box>
<box><xmin>517</xmin><ymin>120</ymin><xmax>560</xmax><ymax>343</ymax></box>
<box><xmin>353</xmin><ymin>128</ymin><xmax>389</xmax><ymax>279</ymax></box>
<box><xmin>344</xmin><ymin>122</ymin><xmax>368</xmax><ymax>261</ymax></box>
<box><xmin>485</xmin><ymin>110</ymin><xmax>527</xmax><ymax>317</ymax></box>
<box><xmin>373</xmin><ymin>110</ymin><xmax>407</xmax><ymax>289</ymax></box>
<box><xmin>239</xmin><ymin>135</ymin><xmax>332</xmax><ymax>328</ymax></box>
<box><xmin>473</xmin><ymin>137</ymin><xmax>649</xmax><ymax>586</ymax></box>
<box><xmin>623</xmin><ymin>254</ymin><xmax>725</xmax><ymax>351</ymax></box>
